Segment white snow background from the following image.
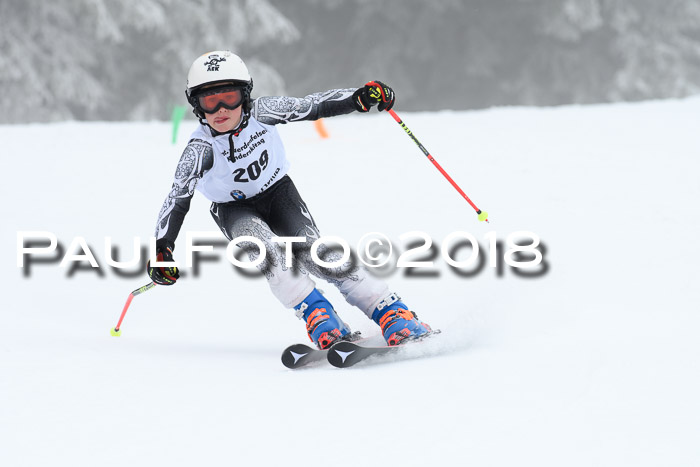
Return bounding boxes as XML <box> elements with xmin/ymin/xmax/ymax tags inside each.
<box><xmin>1</xmin><ymin>98</ymin><xmax>699</xmax><ymax>466</ymax></box>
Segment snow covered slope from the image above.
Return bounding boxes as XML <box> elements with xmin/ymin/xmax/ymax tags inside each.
<box><xmin>2</xmin><ymin>98</ymin><xmax>699</xmax><ymax>466</ymax></box>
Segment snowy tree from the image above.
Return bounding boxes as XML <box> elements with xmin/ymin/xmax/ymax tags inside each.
<box><xmin>268</xmin><ymin>0</ymin><xmax>700</xmax><ymax>110</ymax></box>
<box><xmin>112</xmin><ymin>0</ymin><xmax>300</xmax><ymax>120</ymax></box>
<box><xmin>3</xmin><ymin>0</ymin><xmax>700</xmax><ymax>121</ymax></box>
<box><xmin>0</xmin><ymin>0</ymin><xmax>108</xmax><ymax>121</ymax></box>
<box><xmin>540</xmin><ymin>0</ymin><xmax>700</xmax><ymax>101</ymax></box>
<box><xmin>604</xmin><ymin>0</ymin><xmax>700</xmax><ymax>99</ymax></box>
<box><xmin>0</xmin><ymin>0</ymin><xmax>299</xmax><ymax>123</ymax></box>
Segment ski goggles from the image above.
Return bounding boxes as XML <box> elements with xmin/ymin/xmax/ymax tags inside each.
<box><xmin>196</xmin><ymin>86</ymin><xmax>244</xmax><ymax>114</ymax></box>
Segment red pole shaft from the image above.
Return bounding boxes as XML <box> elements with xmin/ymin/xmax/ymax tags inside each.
<box><xmin>113</xmin><ymin>282</ymin><xmax>156</xmax><ymax>332</ymax></box>
<box><xmin>387</xmin><ymin>109</ymin><xmax>487</xmax><ymax>221</ymax></box>
<box><xmin>114</xmin><ymin>293</ymin><xmax>134</xmax><ymax>331</ymax></box>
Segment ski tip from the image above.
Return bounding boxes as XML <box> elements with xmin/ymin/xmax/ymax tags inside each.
<box><xmin>281</xmin><ymin>343</ymin><xmax>319</xmax><ymax>369</ymax></box>
<box><xmin>327</xmin><ymin>340</ymin><xmax>394</xmax><ymax>368</ymax></box>
<box><xmin>327</xmin><ymin>342</ymin><xmax>360</xmax><ymax>368</ymax></box>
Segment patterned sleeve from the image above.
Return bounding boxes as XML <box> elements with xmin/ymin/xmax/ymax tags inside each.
<box><xmin>154</xmin><ymin>139</ymin><xmax>213</xmax><ymax>249</ymax></box>
<box><xmin>251</xmin><ymin>88</ymin><xmax>358</xmax><ymax>125</ymax></box>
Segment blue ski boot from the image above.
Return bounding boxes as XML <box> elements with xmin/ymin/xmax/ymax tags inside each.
<box><xmin>295</xmin><ymin>289</ymin><xmax>352</xmax><ymax>349</ymax></box>
<box><xmin>371</xmin><ymin>294</ymin><xmax>432</xmax><ymax>346</ymax></box>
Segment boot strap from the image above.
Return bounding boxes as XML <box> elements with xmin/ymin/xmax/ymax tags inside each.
<box><xmin>294</xmin><ymin>302</ymin><xmax>308</xmax><ymax>320</ymax></box>
<box><xmin>376</xmin><ymin>293</ymin><xmax>401</xmax><ymax>311</ymax></box>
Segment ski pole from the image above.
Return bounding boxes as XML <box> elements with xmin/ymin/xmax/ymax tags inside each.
<box><xmin>110</xmin><ymin>281</ymin><xmax>156</xmax><ymax>336</ymax></box>
<box><xmin>387</xmin><ymin>108</ymin><xmax>489</xmax><ymax>222</ymax></box>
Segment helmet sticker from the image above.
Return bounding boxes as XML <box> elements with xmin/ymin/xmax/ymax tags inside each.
<box><xmin>204</xmin><ymin>54</ymin><xmax>226</xmax><ymax>71</ymax></box>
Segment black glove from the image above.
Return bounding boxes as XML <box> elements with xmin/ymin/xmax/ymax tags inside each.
<box><xmin>352</xmin><ymin>80</ymin><xmax>396</xmax><ymax>112</ymax></box>
<box><xmin>147</xmin><ymin>241</ymin><xmax>179</xmax><ymax>285</ymax></box>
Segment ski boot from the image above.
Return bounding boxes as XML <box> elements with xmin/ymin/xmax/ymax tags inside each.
<box><xmin>371</xmin><ymin>293</ymin><xmax>432</xmax><ymax>346</ymax></box>
<box><xmin>295</xmin><ymin>289</ymin><xmax>353</xmax><ymax>349</ymax></box>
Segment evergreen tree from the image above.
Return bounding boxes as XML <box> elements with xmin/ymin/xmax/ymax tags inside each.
<box><xmin>0</xmin><ymin>0</ymin><xmax>299</xmax><ymax>123</ymax></box>
<box><xmin>2</xmin><ymin>0</ymin><xmax>700</xmax><ymax>122</ymax></box>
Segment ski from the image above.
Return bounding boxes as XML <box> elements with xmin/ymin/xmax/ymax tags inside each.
<box><xmin>327</xmin><ymin>341</ymin><xmax>393</xmax><ymax>368</ymax></box>
<box><xmin>281</xmin><ymin>343</ymin><xmax>328</xmax><ymax>369</ymax></box>
<box><xmin>281</xmin><ymin>331</ymin><xmax>363</xmax><ymax>369</ymax></box>
<box><xmin>327</xmin><ymin>331</ymin><xmax>440</xmax><ymax>368</ymax></box>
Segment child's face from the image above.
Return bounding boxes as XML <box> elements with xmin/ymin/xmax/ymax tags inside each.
<box><xmin>205</xmin><ymin>105</ymin><xmax>243</xmax><ymax>133</ymax></box>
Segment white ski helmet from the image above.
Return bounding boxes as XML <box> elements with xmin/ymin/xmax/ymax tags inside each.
<box><xmin>185</xmin><ymin>50</ymin><xmax>254</xmax><ymax>118</ymax></box>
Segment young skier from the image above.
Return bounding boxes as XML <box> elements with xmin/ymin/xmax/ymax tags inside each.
<box><xmin>147</xmin><ymin>50</ymin><xmax>431</xmax><ymax>349</ymax></box>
